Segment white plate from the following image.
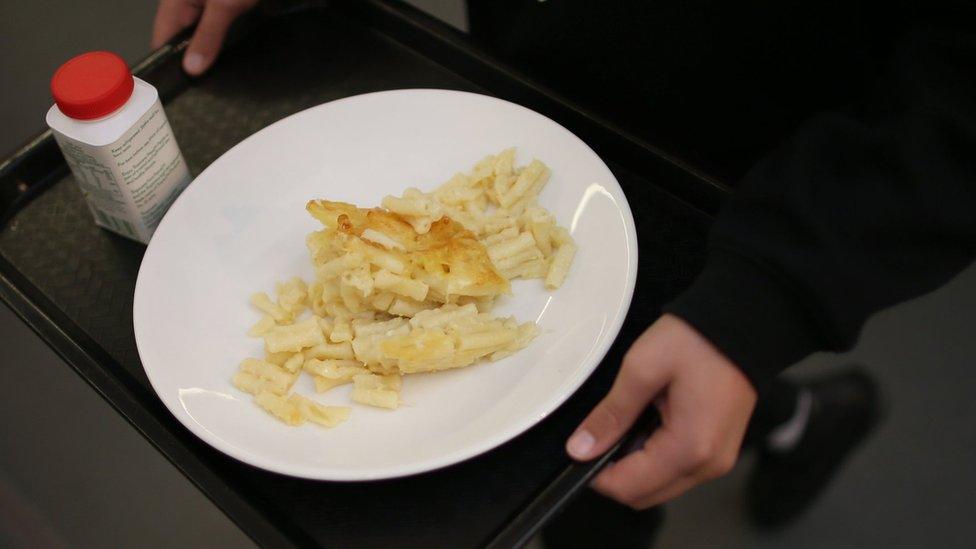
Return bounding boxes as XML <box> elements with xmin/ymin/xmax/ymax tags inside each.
<box><xmin>134</xmin><ymin>89</ymin><xmax>637</xmax><ymax>481</ymax></box>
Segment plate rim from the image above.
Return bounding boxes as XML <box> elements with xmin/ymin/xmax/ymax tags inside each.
<box><xmin>133</xmin><ymin>88</ymin><xmax>639</xmax><ymax>480</ymax></box>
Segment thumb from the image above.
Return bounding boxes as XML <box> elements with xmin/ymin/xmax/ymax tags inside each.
<box><xmin>151</xmin><ymin>0</ymin><xmax>202</xmax><ymax>49</ymax></box>
<box><xmin>182</xmin><ymin>1</ymin><xmax>250</xmax><ymax>75</ymax></box>
<box><xmin>566</xmin><ymin>354</ymin><xmax>670</xmax><ymax>461</ymax></box>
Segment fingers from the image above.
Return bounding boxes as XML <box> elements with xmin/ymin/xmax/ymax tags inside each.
<box><xmin>566</xmin><ymin>350</ymin><xmax>670</xmax><ymax>461</ymax></box>
<box><xmin>590</xmin><ymin>426</ymin><xmax>684</xmax><ymax>506</ymax></box>
<box><xmin>151</xmin><ymin>0</ymin><xmax>203</xmax><ymax>49</ymax></box>
<box><xmin>591</xmin><ymin>425</ymin><xmax>737</xmax><ymax>509</ymax></box>
<box><xmin>628</xmin><ymin>475</ymin><xmax>699</xmax><ymax>509</ymax></box>
<box><xmin>183</xmin><ymin>0</ymin><xmax>252</xmax><ymax>75</ymax></box>
<box><xmin>573</xmin><ymin>315</ymin><xmax>756</xmax><ymax>509</ymax></box>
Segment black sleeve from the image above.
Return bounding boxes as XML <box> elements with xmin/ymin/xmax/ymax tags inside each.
<box><xmin>664</xmin><ymin>4</ymin><xmax>976</xmax><ymax>393</ymax></box>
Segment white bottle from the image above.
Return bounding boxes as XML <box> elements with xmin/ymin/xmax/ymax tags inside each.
<box><xmin>46</xmin><ymin>51</ymin><xmax>191</xmax><ymax>244</ymax></box>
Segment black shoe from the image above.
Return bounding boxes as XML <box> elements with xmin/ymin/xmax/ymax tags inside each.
<box><xmin>540</xmin><ymin>488</ymin><xmax>664</xmax><ymax>549</ymax></box>
<box><xmin>747</xmin><ymin>367</ymin><xmax>882</xmax><ymax>529</ymax></box>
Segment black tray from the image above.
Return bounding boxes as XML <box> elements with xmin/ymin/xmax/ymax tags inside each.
<box><xmin>0</xmin><ymin>1</ymin><xmax>724</xmax><ymax>547</ymax></box>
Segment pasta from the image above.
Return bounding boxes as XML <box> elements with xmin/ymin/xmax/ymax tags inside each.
<box><xmin>288</xmin><ymin>394</ymin><xmax>350</xmax><ymax>427</ymax></box>
<box><xmin>304</xmin><ymin>341</ymin><xmax>355</xmax><ymax>361</ymax></box>
<box><xmin>546</xmin><ymin>242</ymin><xmax>578</xmax><ymax>290</ymax></box>
<box><xmin>303</xmin><ymin>358</ymin><xmax>367</xmax><ymax>379</ymax></box>
<box><xmin>314</xmin><ymin>375</ymin><xmax>351</xmax><ymax>393</ymax></box>
<box><xmin>247</xmin><ymin>315</ymin><xmax>276</xmax><ymax>337</ymax></box>
<box><xmin>263</xmin><ymin>317</ymin><xmax>325</xmax><ymax>353</ymax></box>
<box><xmin>234</xmin><ymin>358</ymin><xmax>297</xmax><ymax>396</ymax></box>
<box><xmin>281</xmin><ymin>352</ymin><xmax>304</xmax><ymax>373</ymax></box>
<box><xmin>255</xmin><ymin>391</ymin><xmax>304</xmax><ymax>426</ymax></box>
<box><xmin>250</xmin><ymin>292</ymin><xmax>290</xmax><ymax>323</ymax></box>
<box><xmin>232</xmin><ymin>149</ymin><xmax>577</xmax><ymax>427</ymax></box>
<box><xmin>351</xmin><ymin>373</ymin><xmax>401</xmax><ymax>409</ymax></box>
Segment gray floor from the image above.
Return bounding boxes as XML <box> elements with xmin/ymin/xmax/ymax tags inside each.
<box><xmin>0</xmin><ymin>0</ymin><xmax>161</xmax><ymax>157</ymax></box>
<box><xmin>0</xmin><ymin>305</ymin><xmax>254</xmax><ymax>549</ymax></box>
<box><xmin>2</xmin><ymin>1</ymin><xmax>975</xmax><ymax>548</ymax></box>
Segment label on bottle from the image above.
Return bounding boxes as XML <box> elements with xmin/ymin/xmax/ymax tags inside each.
<box><xmin>51</xmin><ymin>99</ymin><xmax>191</xmax><ymax>243</ymax></box>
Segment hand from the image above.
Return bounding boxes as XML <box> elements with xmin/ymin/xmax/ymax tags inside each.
<box><xmin>151</xmin><ymin>0</ymin><xmax>259</xmax><ymax>75</ymax></box>
<box><xmin>566</xmin><ymin>314</ymin><xmax>757</xmax><ymax>509</ymax></box>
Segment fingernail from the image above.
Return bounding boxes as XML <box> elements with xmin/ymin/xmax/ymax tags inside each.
<box><xmin>567</xmin><ymin>429</ymin><xmax>595</xmax><ymax>458</ymax></box>
<box><xmin>184</xmin><ymin>53</ymin><xmax>206</xmax><ymax>75</ymax></box>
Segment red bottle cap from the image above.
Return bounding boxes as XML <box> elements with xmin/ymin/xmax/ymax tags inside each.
<box><xmin>51</xmin><ymin>51</ymin><xmax>134</xmax><ymax>120</ymax></box>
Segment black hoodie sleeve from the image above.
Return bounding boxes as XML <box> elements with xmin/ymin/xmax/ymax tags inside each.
<box><xmin>664</xmin><ymin>5</ymin><xmax>976</xmax><ymax>393</ymax></box>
